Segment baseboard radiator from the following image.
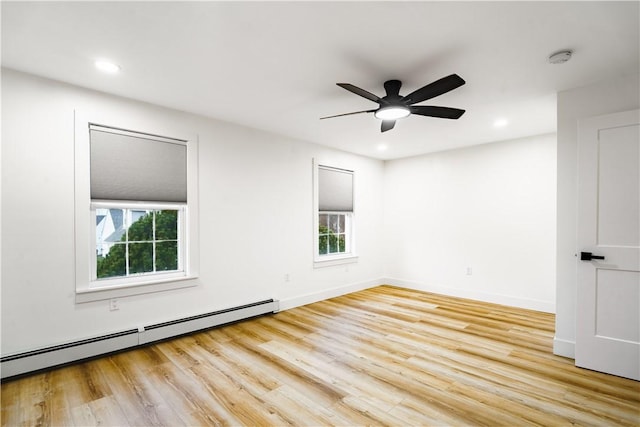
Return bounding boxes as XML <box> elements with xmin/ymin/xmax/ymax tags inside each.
<box><xmin>1</xmin><ymin>299</ymin><xmax>278</xmax><ymax>380</ymax></box>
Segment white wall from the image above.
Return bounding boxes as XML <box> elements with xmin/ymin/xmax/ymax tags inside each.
<box><xmin>1</xmin><ymin>67</ymin><xmax>562</xmax><ymax>359</ymax></box>
<box><xmin>554</xmin><ymin>72</ymin><xmax>640</xmax><ymax>358</ymax></box>
<box><xmin>1</xmin><ymin>69</ymin><xmax>385</xmax><ymax>355</ymax></box>
<box><xmin>384</xmin><ymin>134</ymin><xmax>557</xmax><ymax>312</ymax></box>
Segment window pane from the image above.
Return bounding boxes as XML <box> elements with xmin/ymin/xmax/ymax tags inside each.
<box><xmin>156</xmin><ymin>241</ymin><xmax>178</xmax><ymax>271</ymax></box>
<box><xmin>156</xmin><ymin>210</ymin><xmax>178</xmax><ymax>240</ymax></box>
<box><xmin>329</xmin><ymin>215</ymin><xmax>339</xmax><ymax>233</ymax></box>
<box><xmin>319</xmin><ymin>235</ymin><xmax>328</xmax><ymax>255</ymax></box>
<box><xmin>338</xmin><ymin>235</ymin><xmax>346</xmax><ymax>252</ymax></box>
<box><xmin>319</xmin><ymin>214</ymin><xmax>328</xmax><ymax>228</ymax></box>
<box><xmin>97</xmin><ymin>208</ymin><xmax>126</xmax><ymax>252</ymax></box>
<box><xmin>319</xmin><ymin>213</ymin><xmax>328</xmax><ymax>254</ymax></box>
<box><xmin>339</xmin><ymin>215</ymin><xmax>345</xmax><ymax>233</ymax></box>
<box><xmin>129</xmin><ymin>242</ymin><xmax>153</xmax><ymax>274</ymax></box>
<box><xmin>128</xmin><ymin>210</ymin><xmax>153</xmax><ymax>241</ymax></box>
<box><xmin>329</xmin><ymin>234</ymin><xmax>338</xmax><ymax>253</ymax></box>
<box><xmin>97</xmin><ymin>243</ymin><xmax>126</xmax><ymax>279</ymax></box>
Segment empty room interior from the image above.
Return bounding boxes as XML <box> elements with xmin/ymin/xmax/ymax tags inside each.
<box><xmin>1</xmin><ymin>1</ymin><xmax>639</xmax><ymax>426</ymax></box>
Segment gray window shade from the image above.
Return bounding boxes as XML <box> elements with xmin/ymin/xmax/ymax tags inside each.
<box><xmin>90</xmin><ymin>128</ymin><xmax>187</xmax><ymax>202</ymax></box>
<box><xmin>318</xmin><ymin>166</ymin><xmax>353</xmax><ymax>212</ymax></box>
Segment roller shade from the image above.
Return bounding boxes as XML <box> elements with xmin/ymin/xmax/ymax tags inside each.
<box><xmin>90</xmin><ymin>127</ymin><xmax>187</xmax><ymax>203</ymax></box>
<box><xmin>318</xmin><ymin>166</ymin><xmax>353</xmax><ymax>212</ymax></box>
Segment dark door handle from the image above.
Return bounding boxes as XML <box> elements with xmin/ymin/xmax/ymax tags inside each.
<box><xmin>580</xmin><ymin>251</ymin><xmax>605</xmax><ymax>261</ymax></box>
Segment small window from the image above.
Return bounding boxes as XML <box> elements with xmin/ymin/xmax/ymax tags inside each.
<box><xmin>318</xmin><ymin>212</ymin><xmax>351</xmax><ymax>255</ymax></box>
<box><xmin>314</xmin><ymin>163</ymin><xmax>357</xmax><ymax>266</ymax></box>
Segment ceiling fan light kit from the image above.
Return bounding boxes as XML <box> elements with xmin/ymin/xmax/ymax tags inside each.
<box><xmin>374</xmin><ymin>106</ymin><xmax>410</xmax><ymax>120</ymax></box>
<box><xmin>321</xmin><ymin>74</ymin><xmax>466</xmax><ymax>132</ymax></box>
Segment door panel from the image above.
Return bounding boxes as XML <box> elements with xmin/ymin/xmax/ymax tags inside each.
<box><xmin>576</xmin><ymin>109</ymin><xmax>640</xmax><ymax>381</ymax></box>
<box><xmin>597</xmin><ymin>125</ymin><xmax>639</xmax><ymax>246</ymax></box>
<box><xmin>595</xmin><ymin>269</ymin><xmax>639</xmax><ymax>342</ymax></box>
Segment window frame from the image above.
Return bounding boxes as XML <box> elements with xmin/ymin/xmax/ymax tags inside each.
<box><xmin>313</xmin><ymin>160</ymin><xmax>358</xmax><ymax>268</ymax></box>
<box><xmin>74</xmin><ymin>111</ymin><xmax>199</xmax><ymax>303</ymax></box>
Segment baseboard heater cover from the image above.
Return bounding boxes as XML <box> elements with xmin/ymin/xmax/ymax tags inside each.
<box><xmin>1</xmin><ymin>299</ymin><xmax>278</xmax><ymax>380</ymax></box>
<box><xmin>0</xmin><ymin>330</ymin><xmax>139</xmax><ymax>380</ymax></box>
<box><xmin>139</xmin><ymin>299</ymin><xmax>278</xmax><ymax>344</ymax></box>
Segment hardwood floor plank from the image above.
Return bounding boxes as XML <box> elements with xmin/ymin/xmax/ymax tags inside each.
<box><xmin>389</xmin><ymin>396</ymin><xmax>470</xmax><ymax>427</ymax></box>
<box><xmin>187</xmin><ymin>362</ymin><xmax>292</xmax><ymax>426</ymax></box>
<box><xmin>222</xmin><ymin>339</ymin><xmax>346</xmax><ymax>409</ymax></box>
<box><xmin>94</xmin><ymin>354</ymin><xmax>185</xmax><ymax>426</ymax></box>
<box><xmin>85</xmin><ymin>395</ymin><xmax>129</xmax><ymax>427</ymax></box>
<box><xmin>262</xmin><ymin>385</ymin><xmax>345</xmax><ymax>426</ymax></box>
<box><xmin>3</xmin><ymin>285</ymin><xmax>639</xmax><ymax>426</ymax></box>
<box><xmin>190</xmin><ymin>333</ymin><xmax>281</xmax><ymax>397</ymax></box>
<box><xmin>144</xmin><ymin>362</ymin><xmax>233</xmax><ymax>426</ymax></box>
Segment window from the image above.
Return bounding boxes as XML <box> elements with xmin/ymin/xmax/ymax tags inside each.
<box><xmin>314</xmin><ymin>163</ymin><xmax>357</xmax><ymax>266</ymax></box>
<box><xmin>318</xmin><ymin>213</ymin><xmax>350</xmax><ymax>255</ymax></box>
<box><xmin>94</xmin><ymin>206</ymin><xmax>183</xmax><ymax>280</ymax></box>
<box><xmin>74</xmin><ymin>113</ymin><xmax>199</xmax><ymax>302</ymax></box>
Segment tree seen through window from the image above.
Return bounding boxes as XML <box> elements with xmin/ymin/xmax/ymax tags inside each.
<box><xmin>97</xmin><ymin>209</ymin><xmax>179</xmax><ymax>279</ymax></box>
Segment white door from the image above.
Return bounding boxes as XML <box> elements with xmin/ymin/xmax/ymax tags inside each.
<box><xmin>576</xmin><ymin>109</ymin><xmax>640</xmax><ymax>381</ymax></box>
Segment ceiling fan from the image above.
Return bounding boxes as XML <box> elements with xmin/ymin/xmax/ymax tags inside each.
<box><xmin>321</xmin><ymin>74</ymin><xmax>466</xmax><ymax>132</ymax></box>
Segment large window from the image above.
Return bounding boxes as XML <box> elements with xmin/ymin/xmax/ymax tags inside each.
<box><xmin>74</xmin><ymin>114</ymin><xmax>199</xmax><ymax>302</ymax></box>
<box><xmin>315</xmin><ymin>163</ymin><xmax>357</xmax><ymax>266</ymax></box>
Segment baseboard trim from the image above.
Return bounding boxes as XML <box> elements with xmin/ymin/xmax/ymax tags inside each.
<box><xmin>385</xmin><ymin>277</ymin><xmax>556</xmax><ymax>313</ymax></box>
<box><xmin>277</xmin><ymin>278</ymin><xmax>382</xmax><ymax>311</ymax></box>
<box><xmin>553</xmin><ymin>337</ymin><xmax>575</xmax><ymax>359</ymax></box>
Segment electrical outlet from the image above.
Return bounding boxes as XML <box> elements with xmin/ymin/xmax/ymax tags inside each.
<box><xmin>109</xmin><ymin>298</ymin><xmax>119</xmax><ymax>311</ymax></box>
<box><xmin>284</xmin><ymin>273</ymin><xmax>290</xmax><ymax>282</ymax></box>
<box><xmin>466</xmin><ymin>267</ymin><xmax>473</xmax><ymax>276</ymax></box>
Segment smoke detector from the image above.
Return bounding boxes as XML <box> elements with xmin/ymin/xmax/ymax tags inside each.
<box><xmin>548</xmin><ymin>50</ymin><xmax>573</xmax><ymax>65</ymax></box>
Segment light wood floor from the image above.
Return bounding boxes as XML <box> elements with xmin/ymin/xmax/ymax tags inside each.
<box><xmin>2</xmin><ymin>285</ymin><xmax>639</xmax><ymax>426</ymax></box>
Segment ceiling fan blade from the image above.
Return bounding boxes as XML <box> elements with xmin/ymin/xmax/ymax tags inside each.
<box><xmin>337</xmin><ymin>83</ymin><xmax>382</xmax><ymax>103</ymax></box>
<box><xmin>381</xmin><ymin>120</ymin><xmax>396</xmax><ymax>132</ymax></box>
<box><xmin>410</xmin><ymin>105</ymin><xmax>466</xmax><ymax>119</ymax></box>
<box><xmin>402</xmin><ymin>74</ymin><xmax>466</xmax><ymax>105</ymax></box>
<box><xmin>320</xmin><ymin>109</ymin><xmax>376</xmax><ymax>120</ymax></box>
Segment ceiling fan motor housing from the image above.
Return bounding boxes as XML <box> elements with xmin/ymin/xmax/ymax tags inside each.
<box><xmin>383</xmin><ymin>80</ymin><xmax>403</xmax><ymax>100</ymax></box>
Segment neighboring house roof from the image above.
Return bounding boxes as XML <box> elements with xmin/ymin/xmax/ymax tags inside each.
<box><xmin>110</xmin><ymin>209</ymin><xmax>124</xmax><ymax>230</ymax></box>
<box><xmin>105</xmin><ymin>227</ymin><xmax>126</xmax><ymax>243</ymax></box>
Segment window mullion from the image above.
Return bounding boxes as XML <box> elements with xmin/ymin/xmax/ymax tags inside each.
<box><xmin>152</xmin><ymin>211</ymin><xmax>157</xmax><ymax>273</ymax></box>
<box><xmin>125</xmin><ymin>209</ymin><xmax>130</xmax><ymax>276</ymax></box>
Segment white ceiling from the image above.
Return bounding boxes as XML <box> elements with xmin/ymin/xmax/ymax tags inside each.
<box><xmin>2</xmin><ymin>1</ymin><xmax>638</xmax><ymax>160</ymax></box>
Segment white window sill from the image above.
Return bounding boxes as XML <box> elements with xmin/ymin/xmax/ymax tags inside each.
<box><xmin>314</xmin><ymin>254</ymin><xmax>359</xmax><ymax>269</ymax></box>
<box><xmin>75</xmin><ymin>275</ymin><xmax>198</xmax><ymax>303</ymax></box>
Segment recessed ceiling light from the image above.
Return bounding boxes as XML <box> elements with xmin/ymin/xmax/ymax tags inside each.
<box><xmin>377</xmin><ymin>143</ymin><xmax>388</xmax><ymax>152</ymax></box>
<box><xmin>95</xmin><ymin>60</ymin><xmax>121</xmax><ymax>74</ymax></box>
<box><xmin>493</xmin><ymin>118</ymin><xmax>508</xmax><ymax>128</ymax></box>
